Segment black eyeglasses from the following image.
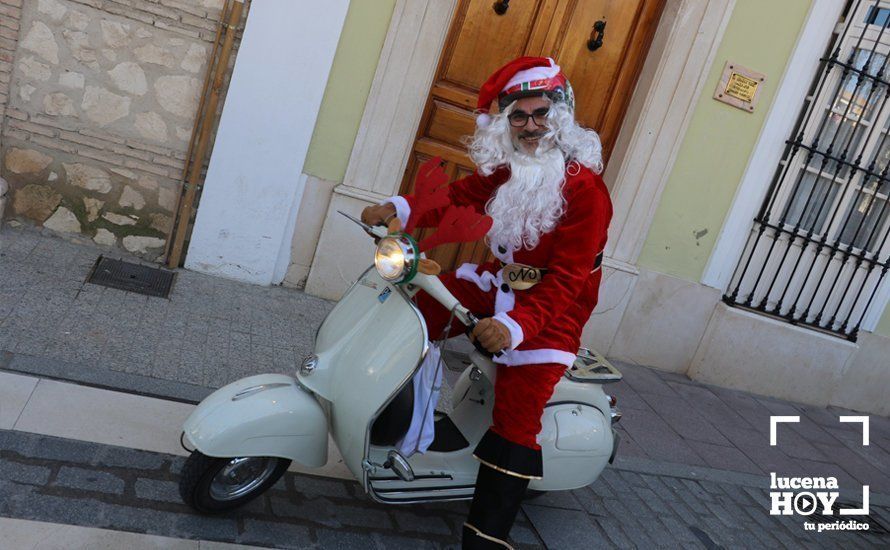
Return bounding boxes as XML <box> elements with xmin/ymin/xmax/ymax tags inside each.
<box><xmin>507</xmin><ymin>107</ymin><xmax>550</xmax><ymax>127</ymax></box>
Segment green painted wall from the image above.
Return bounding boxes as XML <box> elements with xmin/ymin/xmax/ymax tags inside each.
<box><xmin>302</xmin><ymin>0</ymin><xmax>397</xmax><ymax>183</ymax></box>
<box><xmin>637</xmin><ymin>0</ymin><xmax>811</xmax><ymax>281</ymax></box>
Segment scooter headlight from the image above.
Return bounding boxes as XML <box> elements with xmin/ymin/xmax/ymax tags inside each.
<box><xmin>374</xmin><ymin>233</ymin><xmax>419</xmax><ymax>284</ymax></box>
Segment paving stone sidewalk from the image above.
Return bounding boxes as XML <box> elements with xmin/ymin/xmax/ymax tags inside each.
<box><xmin>0</xmin><ymin>222</ymin><xmax>334</xmax><ymax>389</ymax></box>
<box><xmin>3</xmin><ymin>430</ymin><xmax>888</xmax><ymax>549</ymax></box>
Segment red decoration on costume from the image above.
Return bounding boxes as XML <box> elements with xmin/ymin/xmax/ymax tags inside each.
<box><xmin>417</xmin><ymin>205</ymin><xmax>492</xmax><ymax>252</ymax></box>
<box><xmin>407</xmin><ymin>157</ymin><xmax>493</xmax><ymax>251</ymax></box>
<box><xmin>405</xmin><ymin>157</ymin><xmax>450</xmax><ymax>234</ymax></box>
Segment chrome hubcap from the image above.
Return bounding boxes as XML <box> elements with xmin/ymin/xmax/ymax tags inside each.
<box><xmin>209</xmin><ymin>457</ymin><xmax>277</xmax><ymax>501</ymax></box>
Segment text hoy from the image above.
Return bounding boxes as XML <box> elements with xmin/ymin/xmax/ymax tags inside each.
<box><xmin>769</xmin><ymin>473</ymin><xmax>869</xmax><ymax>516</ymax></box>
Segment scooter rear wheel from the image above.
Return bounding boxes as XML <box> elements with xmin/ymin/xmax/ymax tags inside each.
<box><xmin>179</xmin><ymin>450</ymin><xmax>291</xmax><ymax>513</ymax></box>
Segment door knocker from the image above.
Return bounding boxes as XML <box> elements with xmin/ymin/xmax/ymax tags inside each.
<box><xmin>587</xmin><ymin>20</ymin><xmax>606</xmax><ymax>51</ymax></box>
<box><xmin>493</xmin><ymin>0</ymin><xmax>510</xmax><ymax>15</ymax></box>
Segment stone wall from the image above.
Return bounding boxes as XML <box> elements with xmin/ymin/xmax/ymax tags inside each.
<box><xmin>0</xmin><ymin>0</ymin><xmax>23</xmax><ymax>119</ymax></box>
<box><xmin>0</xmin><ymin>0</ymin><xmax>235</xmax><ymax>258</ymax></box>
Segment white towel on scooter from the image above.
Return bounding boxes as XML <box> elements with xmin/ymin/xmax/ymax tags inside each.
<box><xmin>396</xmin><ymin>344</ymin><xmax>443</xmax><ymax>456</ymax></box>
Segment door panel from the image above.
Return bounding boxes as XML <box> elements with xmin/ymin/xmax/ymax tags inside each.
<box><xmin>425</xmin><ymin>101</ymin><xmax>477</xmax><ymax>149</ymax></box>
<box><xmin>440</xmin><ymin>0</ymin><xmax>554</xmax><ymax>90</ymax></box>
<box><xmin>400</xmin><ymin>0</ymin><xmax>666</xmax><ymax>272</ymax></box>
<box><xmin>541</xmin><ymin>0</ymin><xmax>664</xmax><ymax>158</ymax></box>
<box><xmin>550</xmin><ymin>0</ymin><xmax>645</xmax><ymax>129</ymax></box>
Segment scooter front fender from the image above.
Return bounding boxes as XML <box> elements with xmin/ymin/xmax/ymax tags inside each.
<box><xmin>182</xmin><ymin>374</ymin><xmax>328</xmax><ymax>467</ymax></box>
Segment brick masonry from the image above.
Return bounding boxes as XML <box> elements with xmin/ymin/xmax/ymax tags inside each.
<box><xmin>2</xmin><ymin>429</ymin><xmax>889</xmax><ymax>549</ymax></box>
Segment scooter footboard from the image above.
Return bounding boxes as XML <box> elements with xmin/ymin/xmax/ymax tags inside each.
<box><xmin>183</xmin><ymin>374</ymin><xmax>328</xmax><ymax>467</ymax></box>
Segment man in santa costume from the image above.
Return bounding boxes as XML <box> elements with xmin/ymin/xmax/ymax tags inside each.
<box><xmin>363</xmin><ymin>56</ymin><xmax>612</xmax><ymax>549</ymax></box>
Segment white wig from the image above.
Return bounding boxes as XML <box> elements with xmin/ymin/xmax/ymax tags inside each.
<box><xmin>466</xmin><ymin>100</ymin><xmax>604</xmax><ymax>177</ymax></box>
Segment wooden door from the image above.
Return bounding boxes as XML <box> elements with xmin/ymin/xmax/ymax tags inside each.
<box><xmin>401</xmin><ymin>0</ymin><xmax>666</xmax><ymax>270</ymax></box>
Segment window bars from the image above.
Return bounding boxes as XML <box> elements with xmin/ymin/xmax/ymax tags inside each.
<box><xmin>725</xmin><ymin>0</ymin><xmax>890</xmax><ymax>341</ymax></box>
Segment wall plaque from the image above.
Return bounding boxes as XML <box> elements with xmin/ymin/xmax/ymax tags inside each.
<box><xmin>714</xmin><ymin>61</ymin><xmax>765</xmax><ymax>113</ymax></box>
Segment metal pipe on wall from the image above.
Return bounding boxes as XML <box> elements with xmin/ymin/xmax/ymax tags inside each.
<box><xmin>165</xmin><ymin>0</ymin><xmax>245</xmax><ymax>268</ymax></box>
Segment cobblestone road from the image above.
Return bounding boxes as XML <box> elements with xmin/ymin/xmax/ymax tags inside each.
<box><xmin>2</xmin><ymin>430</ymin><xmax>888</xmax><ymax>549</ymax></box>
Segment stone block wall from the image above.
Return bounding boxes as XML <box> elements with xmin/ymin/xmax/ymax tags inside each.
<box><xmin>0</xmin><ymin>0</ymin><xmax>235</xmax><ymax>258</ymax></box>
<box><xmin>0</xmin><ymin>0</ymin><xmax>23</xmax><ymax>118</ymax></box>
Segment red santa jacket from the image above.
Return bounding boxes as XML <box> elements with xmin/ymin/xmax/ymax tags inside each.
<box><xmin>388</xmin><ymin>163</ymin><xmax>612</xmax><ymax>367</ymax></box>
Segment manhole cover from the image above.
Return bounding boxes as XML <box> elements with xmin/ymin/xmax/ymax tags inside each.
<box><xmin>86</xmin><ymin>256</ymin><xmax>175</xmax><ymax>298</ymax></box>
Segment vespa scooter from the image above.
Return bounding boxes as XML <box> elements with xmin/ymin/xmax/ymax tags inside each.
<box><xmin>178</xmin><ymin>215</ymin><xmax>622</xmax><ymax>513</ymax></box>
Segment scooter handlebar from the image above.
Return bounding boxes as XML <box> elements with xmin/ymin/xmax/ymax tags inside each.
<box><xmin>465</xmin><ymin>316</ymin><xmax>506</xmax><ymax>360</ymax></box>
<box><xmin>369</xmin><ymin>224</ymin><xmax>388</xmax><ymax>241</ymax></box>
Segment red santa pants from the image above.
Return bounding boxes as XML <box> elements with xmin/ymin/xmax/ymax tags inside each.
<box><xmin>413</xmin><ymin>270</ymin><xmax>566</xmax><ymax>450</ymax></box>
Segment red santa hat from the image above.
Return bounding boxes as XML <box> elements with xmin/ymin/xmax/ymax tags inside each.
<box><xmin>475</xmin><ymin>56</ymin><xmax>573</xmax><ymax>128</ymax></box>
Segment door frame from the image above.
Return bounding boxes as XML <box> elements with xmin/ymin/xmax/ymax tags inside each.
<box><xmin>336</xmin><ymin>0</ymin><xmax>736</xmax><ymax>270</ymax></box>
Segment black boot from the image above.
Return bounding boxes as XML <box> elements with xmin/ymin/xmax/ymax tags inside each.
<box><xmin>462</xmin><ymin>430</ymin><xmax>541</xmax><ymax>549</ymax></box>
<box><xmin>462</xmin><ymin>464</ymin><xmax>529</xmax><ymax>549</ymax></box>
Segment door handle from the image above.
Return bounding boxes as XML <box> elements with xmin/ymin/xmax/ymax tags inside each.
<box><xmin>587</xmin><ymin>20</ymin><xmax>606</xmax><ymax>51</ymax></box>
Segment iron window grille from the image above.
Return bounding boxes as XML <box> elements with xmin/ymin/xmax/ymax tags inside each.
<box><xmin>725</xmin><ymin>0</ymin><xmax>890</xmax><ymax>341</ymax></box>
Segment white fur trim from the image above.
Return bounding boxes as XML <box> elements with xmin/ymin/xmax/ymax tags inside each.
<box><xmin>493</xmin><ymin>269</ymin><xmax>515</xmax><ymax>314</ymax></box>
<box><xmin>456</xmin><ymin>262</ymin><xmax>498</xmax><ymax>292</ymax></box>
<box><xmin>494</xmin><ymin>348</ymin><xmax>576</xmax><ymax>367</ymax></box>
<box><xmin>455</xmin><ymin>262</ymin><xmax>480</xmax><ymax>282</ymax></box>
<box><xmin>454</xmin><ymin>263</ymin><xmax>479</xmax><ymax>285</ymax></box>
<box><xmin>503</xmin><ymin>60</ymin><xmax>561</xmax><ymax>92</ymax></box>
<box><xmin>380</xmin><ymin>196</ymin><xmax>410</xmax><ymax>227</ymax></box>
<box><xmin>461</xmin><ymin>265</ymin><xmax>516</xmax><ymax>315</ymax></box>
<box><xmin>493</xmin><ymin>311</ymin><xmax>523</xmax><ymax>350</ymax></box>
<box><xmin>476</xmin><ymin>113</ymin><xmax>492</xmax><ymax>128</ymax></box>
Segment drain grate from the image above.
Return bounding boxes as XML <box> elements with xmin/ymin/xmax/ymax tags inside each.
<box><xmin>86</xmin><ymin>256</ymin><xmax>176</xmax><ymax>298</ymax></box>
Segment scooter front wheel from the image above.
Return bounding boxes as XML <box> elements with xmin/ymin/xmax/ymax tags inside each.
<box><xmin>179</xmin><ymin>451</ymin><xmax>291</xmax><ymax>513</ymax></box>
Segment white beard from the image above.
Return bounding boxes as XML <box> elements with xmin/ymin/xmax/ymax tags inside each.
<box><xmin>485</xmin><ymin>146</ymin><xmax>566</xmax><ymax>250</ymax></box>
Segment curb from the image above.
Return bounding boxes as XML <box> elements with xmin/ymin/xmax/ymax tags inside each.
<box><xmin>0</xmin><ymin>351</ymin><xmax>212</xmax><ymax>405</ymax></box>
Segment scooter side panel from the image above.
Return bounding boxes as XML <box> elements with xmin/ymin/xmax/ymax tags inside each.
<box><xmin>529</xmin><ymin>402</ymin><xmax>612</xmax><ymax>491</ymax></box>
<box><xmin>183</xmin><ymin>374</ymin><xmax>328</xmax><ymax>467</ymax></box>
<box><xmin>551</xmin><ymin>375</ymin><xmax>612</xmax><ymax>416</ymax></box>
<box><xmin>303</xmin><ymin>268</ymin><xmax>427</xmax><ymax>485</ymax></box>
